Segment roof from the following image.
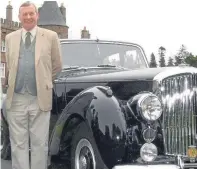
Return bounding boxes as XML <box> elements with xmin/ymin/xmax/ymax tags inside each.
<box><xmin>38</xmin><ymin>1</ymin><xmax>67</xmax><ymax>26</ymax></box>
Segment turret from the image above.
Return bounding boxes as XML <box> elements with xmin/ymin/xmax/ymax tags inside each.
<box><xmin>59</xmin><ymin>3</ymin><xmax>66</xmax><ymax>21</ymax></box>
<box><xmin>6</xmin><ymin>1</ymin><xmax>12</xmax><ymax>21</ymax></box>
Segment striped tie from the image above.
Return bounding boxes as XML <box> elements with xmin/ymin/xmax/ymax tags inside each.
<box><xmin>25</xmin><ymin>32</ymin><xmax>31</xmax><ymax>48</ymax></box>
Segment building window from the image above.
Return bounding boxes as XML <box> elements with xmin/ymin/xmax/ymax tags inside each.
<box><xmin>1</xmin><ymin>40</ymin><xmax>6</xmax><ymax>52</ymax></box>
<box><xmin>58</xmin><ymin>34</ymin><xmax>62</xmax><ymax>39</ymax></box>
<box><xmin>0</xmin><ymin>63</ymin><xmax>5</xmax><ymax>78</ymax></box>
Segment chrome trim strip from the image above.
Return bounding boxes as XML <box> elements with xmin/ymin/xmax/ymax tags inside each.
<box><xmin>153</xmin><ymin>67</ymin><xmax>197</xmax><ymax>82</ymax></box>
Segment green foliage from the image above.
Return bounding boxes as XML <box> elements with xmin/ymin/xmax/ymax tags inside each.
<box><xmin>148</xmin><ymin>44</ymin><xmax>197</xmax><ymax>68</ymax></box>
<box><xmin>159</xmin><ymin>56</ymin><xmax>166</xmax><ymax>67</ymax></box>
<box><xmin>149</xmin><ymin>53</ymin><xmax>157</xmax><ymax>67</ymax></box>
<box><xmin>158</xmin><ymin>46</ymin><xmax>166</xmax><ymax>67</ymax></box>
<box><xmin>174</xmin><ymin>44</ymin><xmax>190</xmax><ymax>66</ymax></box>
<box><xmin>174</xmin><ymin>55</ymin><xmax>182</xmax><ymax>66</ymax></box>
<box><xmin>167</xmin><ymin>57</ymin><xmax>174</xmax><ymax>66</ymax></box>
<box><xmin>185</xmin><ymin>54</ymin><xmax>197</xmax><ymax>67</ymax></box>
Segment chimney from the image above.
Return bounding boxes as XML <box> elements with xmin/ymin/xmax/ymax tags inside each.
<box><xmin>59</xmin><ymin>3</ymin><xmax>66</xmax><ymax>21</ymax></box>
<box><xmin>81</xmin><ymin>26</ymin><xmax>91</xmax><ymax>39</ymax></box>
<box><xmin>6</xmin><ymin>1</ymin><xmax>13</xmax><ymax>21</ymax></box>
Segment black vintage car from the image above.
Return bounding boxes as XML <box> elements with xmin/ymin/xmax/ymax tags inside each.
<box><xmin>1</xmin><ymin>39</ymin><xmax>197</xmax><ymax>169</ymax></box>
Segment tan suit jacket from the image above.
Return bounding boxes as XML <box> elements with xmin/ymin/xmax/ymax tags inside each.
<box><xmin>5</xmin><ymin>26</ymin><xmax>62</xmax><ymax>111</ymax></box>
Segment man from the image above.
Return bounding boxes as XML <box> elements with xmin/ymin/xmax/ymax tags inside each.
<box><xmin>5</xmin><ymin>1</ymin><xmax>62</xmax><ymax>169</ymax></box>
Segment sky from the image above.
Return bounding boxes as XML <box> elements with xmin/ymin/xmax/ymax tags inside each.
<box><xmin>1</xmin><ymin>0</ymin><xmax>197</xmax><ymax>62</ymax></box>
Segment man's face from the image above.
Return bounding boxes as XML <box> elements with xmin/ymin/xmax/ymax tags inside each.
<box><xmin>18</xmin><ymin>5</ymin><xmax>39</xmax><ymax>31</ymax></box>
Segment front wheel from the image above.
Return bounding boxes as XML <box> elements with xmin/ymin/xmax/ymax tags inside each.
<box><xmin>70</xmin><ymin>122</ymin><xmax>105</xmax><ymax>169</ymax></box>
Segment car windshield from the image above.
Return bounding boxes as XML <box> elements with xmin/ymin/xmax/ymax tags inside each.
<box><xmin>60</xmin><ymin>40</ymin><xmax>148</xmax><ymax>69</ymax></box>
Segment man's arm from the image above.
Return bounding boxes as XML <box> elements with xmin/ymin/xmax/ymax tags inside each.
<box><xmin>51</xmin><ymin>32</ymin><xmax>62</xmax><ymax>81</ymax></box>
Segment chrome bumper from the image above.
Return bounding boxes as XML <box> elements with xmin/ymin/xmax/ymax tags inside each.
<box><xmin>113</xmin><ymin>164</ymin><xmax>180</xmax><ymax>169</ymax></box>
<box><xmin>112</xmin><ymin>163</ymin><xmax>197</xmax><ymax>169</ymax></box>
<box><xmin>112</xmin><ymin>162</ymin><xmax>197</xmax><ymax>169</ymax></box>
<box><xmin>113</xmin><ymin>155</ymin><xmax>197</xmax><ymax>169</ymax></box>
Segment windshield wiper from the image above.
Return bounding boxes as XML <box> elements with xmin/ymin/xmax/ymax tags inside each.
<box><xmin>97</xmin><ymin>64</ymin><xmax>129</xmax><ymax>70</ymax></box>
<box><xmin>97</xmin><ymin>64</ymin><xmax>116</xmax><ymax>67</ymax></box>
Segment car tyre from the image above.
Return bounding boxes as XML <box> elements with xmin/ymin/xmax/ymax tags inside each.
<box><xmin>70</xmin><ymin>122</ymin><xmax>105</xmax><ymax>169</ymax></box>
<box><xmin>1</xmin><ymin>119</ymin><xmax>11</xmax><ymax>160</ymax></box>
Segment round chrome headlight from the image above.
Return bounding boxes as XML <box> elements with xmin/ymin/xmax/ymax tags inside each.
<box><xmin>140</xmin><ymin>143</ymin><xmax>158</xmax><ymax>162</ymax></box>
<box><xmin>137</xmin><ymin>93</ymin><xmax>162</xmax><ymax>121</ymax></box>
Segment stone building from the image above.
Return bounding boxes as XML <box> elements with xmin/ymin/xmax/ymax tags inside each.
<box><xmin>1</xmin><ymin>1</ymin><xmax>91</xmax><ymax>84</ymax></box>
<box><xmin>0</xmin><ymin>2</ymin><xmax>22</xmax><ymax>84</ymax></box>
<box><xmin>38</xmin><ymin>1</ymin><xmax>69</xmax><ymax>39</ymax></box>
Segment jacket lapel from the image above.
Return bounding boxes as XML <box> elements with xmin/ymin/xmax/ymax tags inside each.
<box><xmin>35</xmin><ymin>27</ymin><xmax>44</xmax><ymax>65</ymax></box>
<box><xmin>8</xmin><ymin>29</ymin><xmax>21</xmax><ymax>87</ymax></box>
<box><xmin>14</xmin><ymin>29</ymin><xmax>22</xmax><ymax>64</ymax></box>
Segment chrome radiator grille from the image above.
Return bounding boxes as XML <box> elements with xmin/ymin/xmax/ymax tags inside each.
<box><xmin>161</xmin><ymin>73</ymin><xmax>197</xmax><ymax>156</ymax></box>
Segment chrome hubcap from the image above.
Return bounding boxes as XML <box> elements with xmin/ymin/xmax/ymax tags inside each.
<box><xmin>79</xmin><ymin>155</ymin><xmax>87</xmax><ymax>169</ymax></box>
<box><xmin>75</xmin><ymin>139</ymin><xmax>96</xmax><ymax>169</ymax></box>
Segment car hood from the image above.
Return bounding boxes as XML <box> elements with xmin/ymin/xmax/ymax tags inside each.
<box><xmin>63</xmin><ymin>67</ymin><xmax>171</xmax><ymax>83</ymax></box>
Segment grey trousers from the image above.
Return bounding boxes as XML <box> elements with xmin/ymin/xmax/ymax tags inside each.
<box><xmin>7</xmin><ymin>92</ymin><xmax>50</xmax><ymax>169</ymax></box>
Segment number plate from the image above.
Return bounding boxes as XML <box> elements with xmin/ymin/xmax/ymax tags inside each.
<box><xmin>187</xmin><ymin>146</ymin><xmax>197</xmax><ymax>158</ymax></box>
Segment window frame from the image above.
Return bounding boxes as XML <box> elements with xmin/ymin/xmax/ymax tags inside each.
<box><xmin>0</xmin><ymin>62</ymin><xmax>6</xmax><ymax>78</ymax></box>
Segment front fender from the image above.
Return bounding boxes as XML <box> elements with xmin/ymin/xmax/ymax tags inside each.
<box><xmin>49</xmin><ymin>86</ymin><xmax>127</xmax><ymax>164</ymax></box>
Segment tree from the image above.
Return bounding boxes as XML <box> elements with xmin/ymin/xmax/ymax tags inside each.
<box><xmin>167</xmin><ymin>57</ymin><xmax>174</xmax><ymax>66</ymax></box>
<box><xmin>149</xmin><ymin>53</ymin><xmax>157</xmax><ymax>67</ymax></box>
<box><xmin>174</xmin><ymin>44</ymin><xmax>189</xmax><ymax>66</ymax></box>
<box><xmin>174</xmin><ymin>55</ymin><xmax>182</xmax><ymax>66</ymax></box>
<box><xmin>159</xmin><ymin>56</ymin><xmax>166</xmax><ymax>67</ymax></box>
<box><xmin>158</xmin><ymin>46</ymin><xmax>166</xmax><ymax>67</ymax></box>
<box><xmin>185</xmin><ymin>53</ymin><xmax>197</xmax><ymax>67</ymax></box>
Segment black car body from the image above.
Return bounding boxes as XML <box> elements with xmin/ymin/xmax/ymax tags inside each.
<box><xmin>1</xmin><ymin>39</ymin><xmax>197</xmax><ymax>169</ymax></box>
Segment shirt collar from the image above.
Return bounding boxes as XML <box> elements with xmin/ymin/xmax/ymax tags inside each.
<box><xmin>22</xmin><ymin>25</ymin><xmax>37</xmax><ymax>38</ymax></box>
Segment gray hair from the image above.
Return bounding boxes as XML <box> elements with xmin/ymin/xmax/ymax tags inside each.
<box><xmin>19</xmin><ymin>1</ymin><xmax>38</xmax><ymax>13</ymax></box>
